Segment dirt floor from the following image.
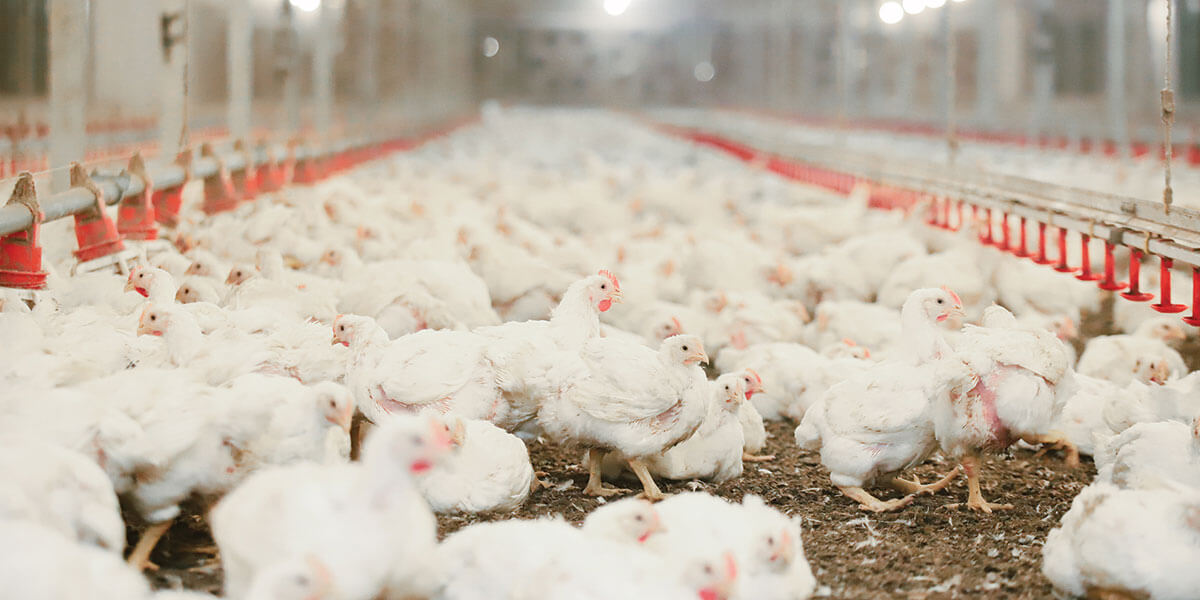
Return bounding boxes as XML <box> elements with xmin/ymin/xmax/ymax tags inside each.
<box><xmin>142</xmin><ymin>292</ymin><xmax>1195</xmax><ymax>598</ymax></box>
<box><xmin>141</xmin><ymin>425</ymin><xmax>1095</xmax><ymax>599</ymax></box>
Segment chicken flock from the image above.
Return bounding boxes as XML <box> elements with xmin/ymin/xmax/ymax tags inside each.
<box><xmin>1</xmin><ymin>109</ymin><xmax>1198</xmax><ymax>599</ymax></box>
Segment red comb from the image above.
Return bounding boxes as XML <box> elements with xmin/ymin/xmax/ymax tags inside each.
<box><xmin>598</xmin><ymin>269</ymin><xmax>620</xmax><ymax>291</ymax></box>
<box><xmin>941</xmin><ymin>286</ymin><xmax>962</xmax><ymax>306</ymax></box>
<box><xmin>670</xmin><ymin>316</ymin><xmax>683</xmax><ymax>331</ymax></box>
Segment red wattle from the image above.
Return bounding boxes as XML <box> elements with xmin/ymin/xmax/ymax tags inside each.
<box><xmin>598</xmin><ymin>299</ymin><xmax>612</xmax><ymax>312</ymax></box>
<box><xmin>410</xmin><ymin>460</ymin><xmax>432</xmax><ymax>473</ymax></box>
<box><xmin>135</xmin><ymin>287</ymin><xmax>149</xmax><ymax>298</ymax></box>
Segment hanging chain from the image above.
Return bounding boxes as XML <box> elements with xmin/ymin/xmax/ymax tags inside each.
<box><xmin>1162</xmin><ymin>0</ymin><xmax>1175</xmax><ymax>212</ymax></box>
<box><xmin>178</xmin><ymin>0</ymin><xmax>191</xmax><ymax>152</ymax></box>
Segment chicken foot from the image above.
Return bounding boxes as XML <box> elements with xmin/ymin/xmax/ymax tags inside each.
<box><xmin>126</xmin><ymin>519</ymin><xmax>173</xmax><ymax>571</ymax></box>
<box><xmin>583</xmin><ymin>449</ymin><xmax>628</xmax><ymax>497</ymax></box>
<box><xmin>1026</xmin><ymin>431</ymin><xmax>1080</xmax><ymax>468</ymax></box>
<box><xmin>887</xmin><ymin>466</ymin><xmax>960</xmax><ymax>496</ymax></box>
<box><xmin>836</xmin><ymin>486</ymin><xmax>914</xmax><ymax>513</ymax></box>
<box><xmin>944</xmin><ymin>454</ymin><xmax>1013</xmax><ymax>513</ymax></box>
<box><xmin>530</xmin><ymin>471</ymin><xmax>552</xmax><ymax>493</ymax></box>
<box><xmin>627</xmin><ymin>458</ymin><xmax>670</xmax><ymax>501</ymax></box>
<box><xmin>742</xmin><ymin>451</ymin><xmax>776</xmax><ymax>463</ymax></box>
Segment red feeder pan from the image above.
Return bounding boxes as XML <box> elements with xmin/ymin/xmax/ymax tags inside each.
<box><xmin>1151</xmin><ymin>257</ymin><xmax>1188</xmax><ymax>313</ymax></box>
<box><xmin>1183</xmin><ymin>267</ymin><xmax>1200</xmax><ymax>326</ymax></box>
<box><xmin>1120</xmin><ymin>249</ymin><xmax>1155</xmax><ymax>301</ymax></box>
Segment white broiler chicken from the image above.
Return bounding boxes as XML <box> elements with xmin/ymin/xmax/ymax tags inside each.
<box><xmin>136</xmin><ymin>303</ymin><xmax>272</xmax><ymax>386</ymax></box>
<box><xmin>1093</xmin><ymin>416</ymin><xmax>1200</xmax><ymax>491</ymax></box>
<box><xmin>650</xmin><ymin>493</ymin><xmax>817</xmax><ymax>600</ymax></box>
<box><xmin>0</xmin><ymin>438</ymin><xmax>124</xmax><ymax>552</ymax></box>
<box><xmin>795</xmin><ymin>288</ymin><xmax>972</xmax><ymax>512</ymax></box>
<box><xmin>476</xmin><ymin>271</ymin><xmax>624</xmax><ymax>428</ymax></box>
<box><xmin>643</xmin><ymin>373</ymin><xmax>748</xmax><ymax>484</ymax></box>
<box><xmin>539</xmin><ymin>334</ymin><xmax>709</xmax><ymax>500</ymax></box>
<box><xmin>1053</xmin><ymin>357</ymin><xmax>1167</xmax><ymax>457</ymax></box>
<box><xmin>434</xmin><ymin>517</ymin><xmax>733</xmax><ymax>600</ymax></box>
<box><xmin>936</xmin><ymin>304</ymin><xmax>1076</xmax><ymax>512</ymax></box>
<box><xmin>333</xmin><ymin>315</ymin><xmax>507</xmax><ymax>426</ymax></box>
<box><xmin>716</xmin><ymin>342</ymin><xmax>869</xmax><ymax>421</ymax></box>
<box><xmin>736</xmin><ymin>369</ymin><xmax>773</xmax><ymax>462</ymax></box>
<box><xmin>1042</xmin><ymin>483</ymin><xmax>1200</xmax><ymax>600</ymax></box>
<box><xmin>0</xmin><ymin>520</ymin><xmax>152</xmax><ymax>600</ymax></box>
<box><xmin>1077</xmin><ymin>317</ymin><xmax>1188</xmax><ymax>385</ymax></box>
<box><xmin>211</xmin><ymin>415</ymin><xmax>453</xmax><ymax>600</ymax></box>
<box><xmin>234</xmin><ymin>377</ymin><xmax>355</xmax><ymax>468</ymax></box>
<box><xmin>411</xmin><ymin>413</ymin><xmax>535</xmax><ymax>513</ymax></box>
<box><xmin>580</xmin><ymin>496</ymin><xmax>666</xmax><ymax>545</ymax></box>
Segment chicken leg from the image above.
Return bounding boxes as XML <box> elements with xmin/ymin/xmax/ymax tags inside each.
<box><xmin>945</xmin><ymin>453</ymin><xmax>1012</xmax><ymax>513</ymax></box>
<box><xmin>583</xmin><ymin>449</ymin><xmax>628</xmax><ymax>497</ymax></box>
<box><xmin>887</xmin><ymin>466</ymin><xmax>960</xmax><ymax>496</ymax></box>
<box><xmin>742</xmin><ymin>451</ymin><xmax>776</xmax><ymax>463</ymax></box>
<box><xmin>836</xmin><ymin>486</ymin><xmax>915</xmax><ymax>513</ymax></box>
<box><xmin>1026</xmin><ymin>432</ymin><xmax>1080</xmax><ymax>468</ymax></box>
<box><xmin>126</xmin><ymin>519</ymin><xmax>173</xmax><ymax>571</ymax></box>
<box><xmin>627</xmin><ymin>458</ymin><xmax>669</xmax><ymax>501</ymax></box>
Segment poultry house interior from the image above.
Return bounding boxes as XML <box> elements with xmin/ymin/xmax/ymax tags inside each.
<box><xmin>2</xmin><ymin>0</ymin><xmax>1200</xmax><ymax>599</ymax></box>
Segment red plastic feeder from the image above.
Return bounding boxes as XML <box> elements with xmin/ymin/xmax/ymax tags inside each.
<box><xmin>1182</xmin><ymin>268</ymin><xmax>1200</xmax><ymax>326</ymax></box>
<box><xmin>954</xmin><ymin>201</ymin><xmax>964</xmax><ymax>231</ymax></box>
<box><xmin>1076</xmin><ymin>234</ymin><xmax>1101</xmax><ymax>281</ymax></box>
<box><xmin>1032</xmin><ymin>222</ymin><xmax>1053</xmax><ymax>265</ymax></box>
<box><xmin>117</xmin><ymin>153</ymin><xmax>158</xmax><ymax>241</ymax></box>
<box><xmin>1053</xmin><ymin>227</ymin><xmax>1074</xmax><ymax>273</ymax></box>
<box><xmin>0</xmin><ymin>173</ymin><xmax>47</xmax><ymax>289</ymax></box>
<box><xmin>1097</xmin><ymin>241</ymin><xmax>1128</xmax><ymax>291</ymax></box>
<box><xmin>68</xmin><ymin>163</ymin><xmax>126</xmax><ymax>262</ymax></box>
<box><xmin>1120</xmin><ymin>249</ymin><xmax>1155</xmax><ymax>301</ymax></box>
<box><xmin>200</xmin><ymin>143</ymin><xmax>240</xmax><ymax>215</ymax></box>
<box><xmin>1000</xmin><ymin>212</ymin><xmax>1012</xmax><ymax>251</ymax></box>
<box><xmin>152</xmin><ymin>148</ymin><xmax>191</xmax><ymax>227</ymax></box>
<box><xmin>1151</xmin><ymin>257</ymin><xmax>1188</xmax><ymax>313</ymax></box>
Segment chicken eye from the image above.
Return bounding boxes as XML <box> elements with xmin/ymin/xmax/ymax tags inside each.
<box><xmin>338</xmin><ymin>325</ymin><xmax>345</xmax><ymax>331</ymax></box>
<box><xmin>600</xmin><ymin>283</ymin><xmax>607</xmax><ymax>290</ymax></box>
<box><xmin>724</xmin><ymin>385</ymin><xmax>730</xmax><ymax>391</ymax></box>
<box><xmin>149</xmin><ymin>314</ymin><xmax>157</xmax><ymax>321</ymax></box>
<box><xmin>936</xmin><ymin>298</ymin><xmax>944</xmax><ymax>304</ymax></box>
<box><xmin>703</xmin><ymin>565</ymin><xmax>714</xmax><ymax>575</ymax></box>
<box><xmin>682</xmin><ymin>345</ymin><xmax>689</xmax><ymax>351</ymax></box>
<box><xmin>634</xmin><ymin>514</ymin><xmax>644</xmax><ymax>522</ymax></box>
<box><xmin>411</xmin><ymin>435</ymin><xmax>423</xmax><ymax>446</ymax></box>
<box><xmin>767</xmin><ymin>536</ymin><xmax>775</xmax><ymax>545</ymax></box>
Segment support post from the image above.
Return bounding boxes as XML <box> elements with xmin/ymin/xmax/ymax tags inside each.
<box><xmin>1107</xmin><ymin>0</ymin><xmax>1129</xmax><ymax>160</ymax></box>
<box><xmin>48</xmin><ymin>0</ymin><xmax>88</xmax><ymax>192</ymax></box>
<box><xmin>158</xmin><ymin>0</ymin><xmax>188</xmax><ymax>158</ymax></box>
<box><xmin>227</xmin><ymin>0</ymin><xmax>253</xmax><ymax>141</ymax></box>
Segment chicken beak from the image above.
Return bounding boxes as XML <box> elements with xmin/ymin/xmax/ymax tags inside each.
<box><xmin>1057</xmin><ymin>319</ymin><xmax>1078</xmax><ymax>340</ymax></box>
<box><xmin>710</xmin><ymin>552</ymin><xmax>738</xmax><ymax>599</ymax></box>
<box><xmin>335</xmin><ymin>404</ymin><xmax>354</xmax><ymax>433</ymax></box>
<box><xmin>770</xmin><ymin>530</ymin><xmax>795</xmax><ymax>566</ymax></box>
<box><xmin>225</xmin><ymin>272</ymin><xmax>238</xmax><ymax>285</ymax></box>
<box><xmin>123</xmin><ymin>278</ymin><xmax>137</xmax><ymax>293</ymax></box>
<box><xmin>609</xmin><ymin>288</ymin><xmax>624</xmax><ymax>304</ymax></box>
<box><xmin>136</xmin><ymin>321</ymin><xmax>153</xmax><ymax>336</ymax></box>
<box><xmin>451</xmin><ymin>419</ymin><xmax>467</xmax><ymax>448</ymax></box>
<box><xmin>687</xmin><ymin>350</ymin><xmax>710</xmax><ymax>365</ymax></box>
